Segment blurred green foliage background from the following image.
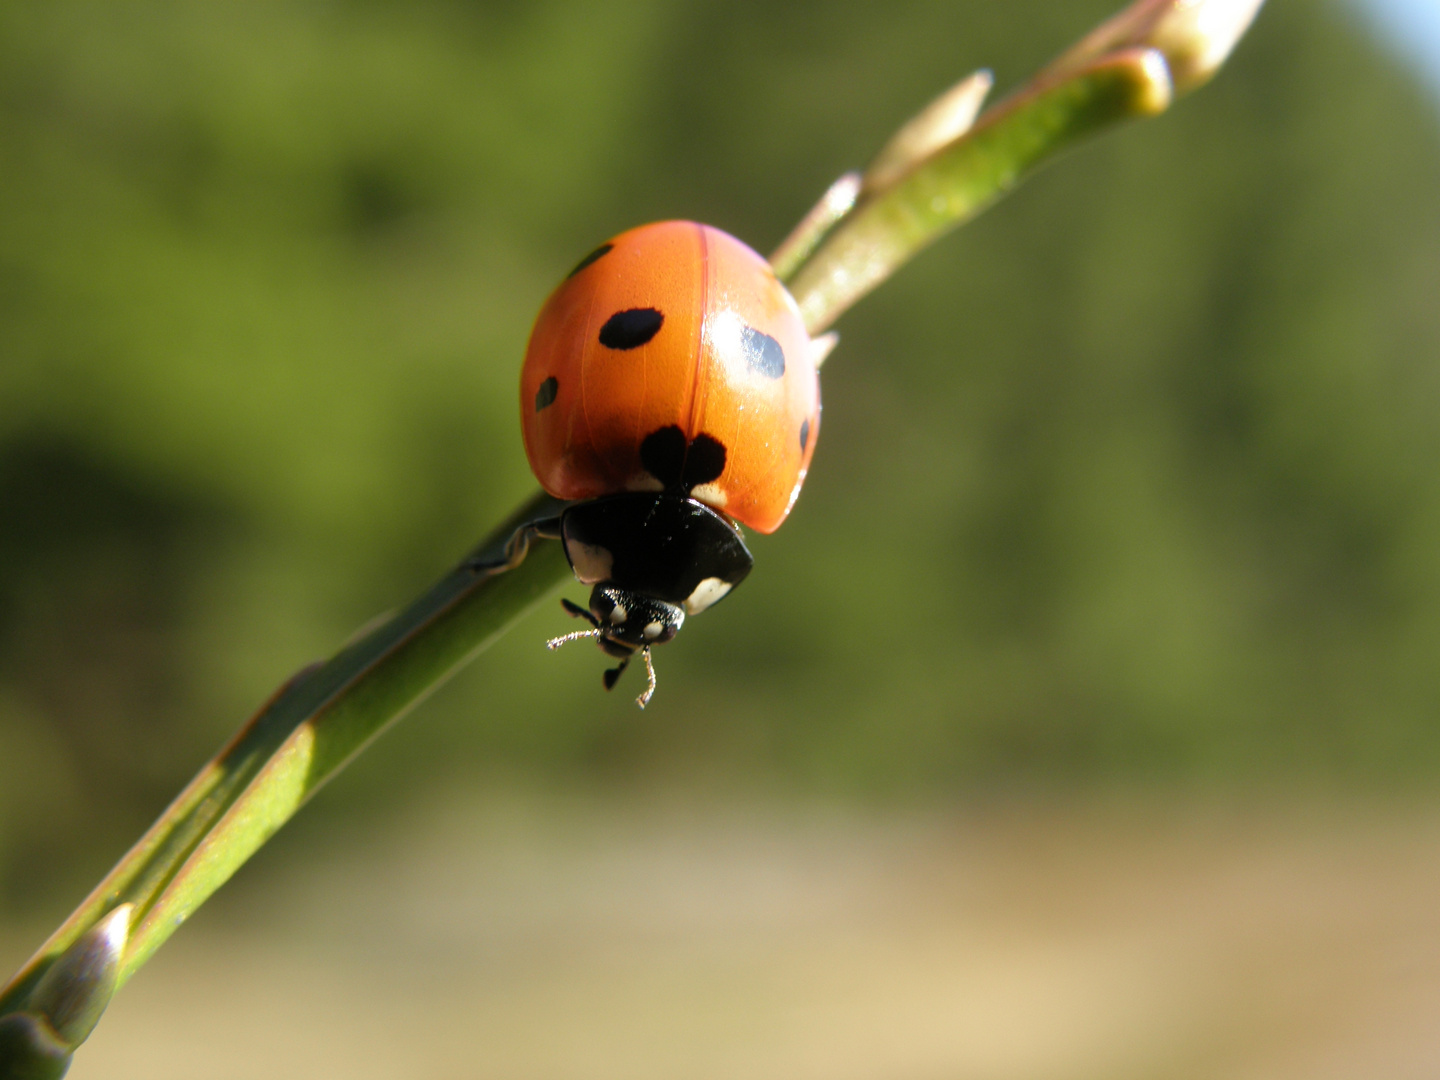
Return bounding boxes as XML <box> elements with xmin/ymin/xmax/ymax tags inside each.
<box><xmin>1</xmin><ymin>0</ymin><xmax>1438</xmax><ymax>909</ymax></box>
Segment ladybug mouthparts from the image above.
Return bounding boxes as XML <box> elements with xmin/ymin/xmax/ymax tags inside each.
<box><xmin>546</xmin><ymin>588</ymin><xmax>685</xmax><ymax>708</ymax></box>
<box><xmin>586</xmin><ymin>586</ymin><xmax>686</xmax><ymax>653</ymax></box>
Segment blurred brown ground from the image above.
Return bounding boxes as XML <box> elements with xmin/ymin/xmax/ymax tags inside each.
<box><xmin>6</xmin><ymin>790</ymin><xmax>1436</xmax><ymax>1080</ymax></box>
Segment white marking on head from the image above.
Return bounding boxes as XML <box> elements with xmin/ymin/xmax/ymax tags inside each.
<box><xmin>610</xmin><ymin>604</ymin><xmax>628</xmax><ymax>625</ymax></box>
<box><xmin>565</xmin><ymin>540</ymin><xmax>613</xmax><ymax>585</ymax></box>
<box><xmin>684</xmin><ymin>577</ymin><xmax>733</xmax><ymax>615</ymax></box>
<box><xmin>643</xmin><ymin>621</ymin><xmax>664</xmax><ymax>640</ymax></box>
<box><xmin>690</xmin><ymin>483</ymin><xmax>728</xmax><ymax>510</ymax></box>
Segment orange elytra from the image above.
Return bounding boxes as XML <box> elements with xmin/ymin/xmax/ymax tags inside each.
<box><xmin>521</xmin><ymin>220</ymin><xmax>820</xmax><ymax>535</ymax></box>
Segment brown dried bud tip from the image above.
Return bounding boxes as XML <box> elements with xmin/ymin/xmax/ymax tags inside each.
<box><xmin>1049</xmin><ymin>0</ymin><xmax>1266</xmax><ymax>96</ymax></box>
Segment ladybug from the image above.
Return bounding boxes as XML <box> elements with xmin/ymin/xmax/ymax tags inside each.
<box><xmin>516</xmin><ymin>221</ymin><xmax>827</xmax><ymax>706</ymax></box>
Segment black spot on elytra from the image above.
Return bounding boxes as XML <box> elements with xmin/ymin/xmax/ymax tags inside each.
<box><xmin>740</xmin><ymin>325</ymin><xmax>785</xmax><ymax>378</ymax></box>
<box><xmin>566</xmin><ymin>243</ymin><xmax>613</xmax><ymax>279</ymax></box>
<box><xmin>640</xmin><ymin>427</ymin><xmax>686</xmax><ymax>488</ymax></box>
<box><xmin>599</xmin><ymin>308</ymin><xmax>664</xmax><ymax>350</ymax></box>
<box><xmin>640</xmin><ymin>426</ymin><xmax>727</xmax><ymax>491</ymax></box>
<box><xmin>535</xmin><ymin>376</ymin><xmax>558</xmax><ymax>412</ymax></box>
<box><xmin>799</xmin><ymin>418</ymin><xmax>810</xmax><ymax>452</ymax></box>
<box><xmin>684</xmin><ymin>434</ymin><xmax>727</xmax><ymax>487</ymax></box>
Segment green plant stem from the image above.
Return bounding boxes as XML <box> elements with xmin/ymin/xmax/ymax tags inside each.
<box><xmin>784</xmin><ymin>49</ymin><xmax>1171</xmax><ymax>331</ymax></box>
<box><xmin>0</xmin><ymin>492</ymin><xmax>568</xmax><ymax>1014</ymax></box>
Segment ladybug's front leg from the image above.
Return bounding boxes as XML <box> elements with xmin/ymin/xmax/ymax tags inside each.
<box><xmin>602</xmin><ymin>646</ymin><xmax>658</xmax><ymax>709</ymax></box>
<box><xmin>461</xmin><ymin>516</ymin><xmax>562</xmax><ymax>577</ymax></box>
<box><xmin>601</xmin><ymin>653</ymin><xmax>631</xmax><ymax>691</ymax></box>
<box><xmin>560</xmin><ymin>597</ymin><xmax>597</xmax><ymax>625</ymax></box>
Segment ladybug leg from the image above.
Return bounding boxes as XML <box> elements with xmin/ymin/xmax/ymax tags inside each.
<box><xmin>602</xmin><ymin>654</ymin><xmax>631</xmax><ymax>692</ymax></box>
<box><xmin>462</xmin><ymin>515</ymin><xmax>562</xmax><ymax>576</ymax></box>
<box><xmin>598</xmin><ymin>646</ymin><xmax>660</xmax><ymax>708</ymax></box>
<box><xmin>560</xmin><ymin>597</ymin><xmax>598</xmax><ymax>626</ymax></box>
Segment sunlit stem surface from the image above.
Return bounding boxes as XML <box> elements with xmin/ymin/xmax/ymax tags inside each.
<box><xmin>0</xmin><ymin>493</ymin><xmax>568</xmax><ymax>1015</ymax></box>
<box><xmin>784</xmin><ymin>49</ymin><xmax>1172</xmax><ymax>330</ymax></box>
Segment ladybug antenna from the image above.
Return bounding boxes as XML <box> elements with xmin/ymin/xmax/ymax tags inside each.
<box><xmin>548</xmin><ymin>596</ymin><xmax>603</xmax><ymax>649</ymax></box>
<box><xmin>637</xmin><ymin>646</ymin><xmax>657</xmax><ymax>709</ymax></box>
<box><xmin>546</xmin><ymin>628</ymin><xmax>601</xmax><ymax>650</ymax></box>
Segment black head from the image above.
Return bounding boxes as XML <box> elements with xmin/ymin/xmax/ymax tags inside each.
<box><xmin>586</xmin><ymin>585</ymin><xmax>685</xmax><ymax>655</ymax></box>
<box><xmin>546</xmin><ymin>589</ymin><xmax>685</xmax><ymax>708</ymax></box>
